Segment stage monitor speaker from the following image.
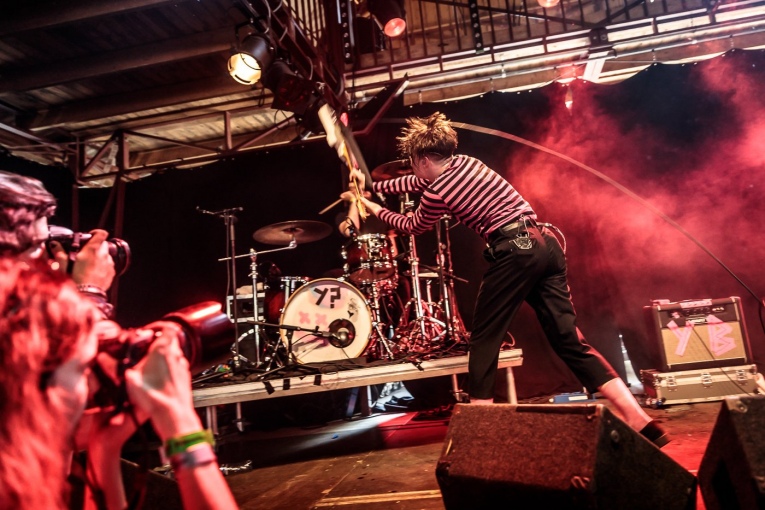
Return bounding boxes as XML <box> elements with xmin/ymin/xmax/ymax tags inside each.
<box><xmin>643</xmin><ymin>297</ymin><xmax>751</xmax><ymax>372</ymax></box>
<box><xmin>436</xmin><ymin>403</ymin><xmax>696</xmax><ymax>510</ymax></box>
<box><xmin>698</xmin><ymin>396</ymin><xmax>765</xmax><ymax>510</ymax></box>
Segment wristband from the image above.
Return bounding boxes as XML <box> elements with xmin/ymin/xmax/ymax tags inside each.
<box><xmin>77</xmin><ymin>286</ymin><xmax>115</xmax><ymax>319</ymax></box>
<box><xmin>76</xmin><ymin>284</ymin><xmax>108</xmax><ymax>300</ymax></box>
<box><xmin>163</xmin><ymin>429</ymin><xmax>215</xmax><ymax>458</ymax></box>
<box><xmin>169</xmin><ymin>443</ymin><xmax>217</xmax><ymax>471</ymax></box>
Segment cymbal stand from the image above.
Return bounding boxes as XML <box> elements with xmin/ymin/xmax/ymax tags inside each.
<box><xmin>219</xmin><ymin>239</ymin><xmax>297</xmax><ymax>370</ymax></box>
<box><xmin>398</xmin><ymin>194</ymin><xmax>445</xmax><ymax>351</ymax></box>
<box><xmin>365</xmin><ymin>283</ymin><xmax>396</xmax><ymax>360</ymax></box>
<box><xmin>433</xmin><ymin>215</ymin><xmax>469</xmax><ymax>345</ymax></box>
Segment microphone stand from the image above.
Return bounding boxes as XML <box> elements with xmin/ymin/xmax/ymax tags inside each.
<box><xmin>196</xmin><ymin>206</ymin><xmax>246</xmax><ymax>372</ymax></box>
<box><xmin>246</xmin><ymin>320</ymin><xmax>337</xmax><ymax>381</ymax></box>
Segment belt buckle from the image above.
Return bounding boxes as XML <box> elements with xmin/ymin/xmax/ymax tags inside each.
<box><xmin>512</xmin><ymin>233</ymin><xmax>532</xmax><ymax>250</ymax></box>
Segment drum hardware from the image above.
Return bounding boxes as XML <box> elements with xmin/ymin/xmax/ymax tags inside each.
<box><xmin>215</xmin><ymin>218</ymin><xmax>328</xmax><ymax>370</ymax></box>
<box><xmin>395</xmin><ymin>193</ymin><xmax>447</xmax><ymax>351</ymax></box>
<box><xmin>361</xmin><ymin>280</ymin><xmax>397</xmax><ymax>361</ymax></box>
<box><xmin>432</xmin><ymin>214</ymin><xmax>469</xmax><ymax>345</ymax></box>
<box><xmin>418</xmin><ymin>272</ymin><xmax>440</xmax><ymax>317</ymax></box>
<box><xmin>220</xmin><ymin>243</ymin><xmax>297</xmax><ymax>368</ymax></box>
<box><xmin>241</xmin><ymin>320</ymin><xmax>335</xmax><ymax>381</ymax></box>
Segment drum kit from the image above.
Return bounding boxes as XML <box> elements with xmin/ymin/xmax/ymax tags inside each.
<box><xmin>213</xmin><ymin>160</ymin><xmax>471</xmax><ymax>380</ymax></box>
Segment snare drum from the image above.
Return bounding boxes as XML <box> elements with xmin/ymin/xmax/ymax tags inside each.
<box><xmin>342</xmin><ymin>233</ymin><xmax>397</xmax><ymax>285</ymax></box>
<box><xmin>279</xmin><ymin>278</ymin><xmax>372</xmax><ymax>363</ymax></box>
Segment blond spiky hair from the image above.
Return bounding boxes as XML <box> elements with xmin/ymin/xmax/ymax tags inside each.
<box><xmin>396</xmin><ymin>112</ymin><xmax>458</xmax><ymax>162</ymax></box>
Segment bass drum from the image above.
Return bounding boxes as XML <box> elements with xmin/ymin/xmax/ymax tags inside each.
<box><xmin>279</xmin><ymin>278</ymin><xmax>372</xmax><ymax>364</ymax></box>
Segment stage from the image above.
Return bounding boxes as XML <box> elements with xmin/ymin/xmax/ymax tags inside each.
<box><xmin>210</xmin><ymin>394</ymin><xmax>728</xmax><ymax>510</ymax></box>
<box><xmin>118</xmin><ymin>363</ymin><xmax>763</xmax><ymax>510</ymax></box>
<box><xmin>192</xmin><ymin>348</ymin><xmax>524</xmax><ymax>435</ymax></box>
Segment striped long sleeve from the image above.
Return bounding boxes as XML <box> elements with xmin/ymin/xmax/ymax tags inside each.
<box><xmin>372</xmin><ymin>155</ymin><xmax>536</xmax><ymax>240</ymax></box>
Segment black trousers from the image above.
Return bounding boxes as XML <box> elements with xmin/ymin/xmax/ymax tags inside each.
<box><xmin>468</xmin><ymin>225</ymin><xmax>617</xmax><ymax>399</ymax></box>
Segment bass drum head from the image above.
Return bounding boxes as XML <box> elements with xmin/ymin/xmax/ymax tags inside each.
<box><xmin>280</xmin><ymin>278</ymin><xmax>371</xmax><ymax>364</ymax></box>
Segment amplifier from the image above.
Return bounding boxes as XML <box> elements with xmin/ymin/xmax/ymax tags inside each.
<box><xmin>643</xmin><ymin>297</ymin><xmax>752</xmax><ymax>372</ymax></box>
<box><xmin>226</xmin><ymin>293</ymin><xmax>265</xmax><ymax>323</ymax></box>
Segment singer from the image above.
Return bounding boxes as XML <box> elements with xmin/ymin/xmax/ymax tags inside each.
<box><xmin>348</xmin><ymin>112</ymin><xmax>670</xmax><ymax>448</ymax></box>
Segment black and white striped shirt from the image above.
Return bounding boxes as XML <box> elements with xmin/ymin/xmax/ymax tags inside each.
<box><xmin>373</xmin><ymin>155</ymin><xmax>536</xmax><ymax>241</ymax></box>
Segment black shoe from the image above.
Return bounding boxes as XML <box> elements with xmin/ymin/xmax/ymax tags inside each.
<box><xmin>639</xmin><ymin>420</ymin><xmax>670</xmax><ymax>448</ymax></box>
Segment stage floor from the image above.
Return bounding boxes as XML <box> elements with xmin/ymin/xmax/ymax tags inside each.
<box><xmin>206</xmin><ymin>393</ymin><xmax>726</xmax><ymax>510</ymax></box>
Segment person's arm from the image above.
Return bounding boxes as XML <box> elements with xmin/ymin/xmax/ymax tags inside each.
<box><xmin>79</xmin><ymin>408</ymin><xmax>147</xmax><ymax>510</ymax></box>
<box><xmin>351</xmin><ymin>168</ymin><xmax>443</xmax><ymax>235</ymax></box>
<box><xmin>124</xmin><ymin>322</ymin><xmax>238</xmax><ymax>510</ymax></box>
<box><xmin>338</xmin><ymin>190</ymin><xmax>361</xmax><ymax>238</ymax></box>
<box><xmin>74</xmin><ymin>320</ymin><xmax>150</xmax><ymax>510</ymax></box>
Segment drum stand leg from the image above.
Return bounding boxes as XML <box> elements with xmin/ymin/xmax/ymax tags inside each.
<box><xmin>396</xmin><ymin>233</ymin><xmax>446</xmax><ymax>355</ymax></box>
<box><xmin>255</xmin><ymin>330</ymin><xmax>321</xmax><ymax>380</ymax></box>
<box><xmin>394</xmin><ymin>194</ymin><xmax>447</xmax><ymax>355</ymax></box>
<box><xmin>433</xmin><ymin>215</ymin><xmax>470</xmax><ymax>346</ymax></box>
<box><xmin>366</xmin><ymin>284</ymin><xmax>396</xmax><ymax>360</ymax></box>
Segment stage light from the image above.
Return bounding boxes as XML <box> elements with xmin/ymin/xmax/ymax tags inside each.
<box><xmin>538</xmin><ymin>0</ymin><xmax>561</xmax><ymax>7</ymax></box>
<box><xmin>228</xmin><ymin>33</ymin><xmax>274</xmax><ymax>85</ymax></box>
<box><xmin>368</xmin><ymin>0</ymin><xmax>406</xmax><ymax>38</ymax></box>
<box><xmin>262</xmin><ymin>60</ymin><xmax>320</xmax><ymax>116</ymax></box>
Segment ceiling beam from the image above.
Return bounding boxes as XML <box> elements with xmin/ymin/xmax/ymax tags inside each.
<box><xmin>0</xmin><ymin>0</ymin><xmax>185</xmax><ymax>36</ymax></box>
<box><xmin>24</xmin><ymin>75</ymin><xmax>260</xmax><ymax>130</ymax></box>
<box><xmin>0</xmin><ymin>28</ymin><xmax>234</xmax><ymax>94</ymax></box>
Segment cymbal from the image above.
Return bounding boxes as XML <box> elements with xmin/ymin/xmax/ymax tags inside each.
<box><xmin>371</xmin><ymin>159</ymin><xmax>411</xmax><ymax>181</ymax></box>
<box><xmin>253</xmin><ymin>220</ymin><xmax>332</xmax><ymax>245</ymax></box>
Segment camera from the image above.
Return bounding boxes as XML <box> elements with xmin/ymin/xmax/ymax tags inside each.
<box><xmin>47</xmin><ymin>225</ymin><xmax>131</xmax><ymax>276</ymax></box>
<box><xmin>88</xmin><ymin>301</ymin><xmax>233</xmax><ymax>410</ymax></box>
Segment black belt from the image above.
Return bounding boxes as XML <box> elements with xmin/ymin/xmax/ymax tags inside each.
<box><xmin>488</xmin><ymin>218</ymin><xmax>537</xmax><ymax>244</ymax></box>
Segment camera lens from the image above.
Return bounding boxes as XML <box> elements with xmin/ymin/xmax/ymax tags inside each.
<box><xmin>107</xmin><ymin>238</ymin><xmax>131</xmax><ymax>276</ymax></box>
<box><xmin>46</xmin><ymin>227</ymin><xmax>131</xmax><ymax>277</ymax></box>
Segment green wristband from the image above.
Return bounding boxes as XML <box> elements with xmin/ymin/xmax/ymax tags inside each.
<box><xmin>163</xmin><ymin>429</ymin><xmax>215</xmax><ymax>458</ymax></box>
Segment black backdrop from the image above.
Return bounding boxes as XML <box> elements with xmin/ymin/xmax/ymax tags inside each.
<box><xmin>5</xmin><ymin>49</ymin><xmax>765</xmax><ymax>401</ymax></box>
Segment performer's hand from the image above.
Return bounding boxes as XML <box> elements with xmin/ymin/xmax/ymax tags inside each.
<box><xmin>340</xmin><ymin>190</ymin><xmax>371</xmax><ymax>203</ymax></box>
<box><xmin>350</xmin><ymin>169</ymin><xmax>366</xmax><ymax>190</ymax></box>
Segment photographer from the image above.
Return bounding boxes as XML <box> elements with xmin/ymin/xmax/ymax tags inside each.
<box><xmin>0</xmin><ymin>170</ymin><xmax>116</xmax><ymax>318</ymax></box>
<box><xmin>0</xmin><ymin>258</ymin><xmax>238</xmax><ymax>510</ymax></box>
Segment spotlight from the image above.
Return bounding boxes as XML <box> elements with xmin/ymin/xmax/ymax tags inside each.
<box><xmin>228</xmin><ymin>33</ymin><xmax>274</xmax><ymax>85</ymax></box>
<box><xmin>537</xmin><ymin>0</ymin><xmax>561</xmax><ymax>7</ymax></box>
<box><xmin>354</xmin><ymin>16</ymin><xmax>386</xmax><ymax>54</ymax></box>
<box><xmin>368</xmin><ymin>0</ymin><xmax>406</xmax><ymax>38</ymax></box>
<box><xmin>262</xmin><ymin>60</ymin><xmax>319</xmax><ymax>116</ymax></box>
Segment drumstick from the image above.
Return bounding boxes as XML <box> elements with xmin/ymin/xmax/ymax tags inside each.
<box><xmin>319</xmin><ymin>198</ymin><xmax>343</xmax><ymax>215</ymax></box>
